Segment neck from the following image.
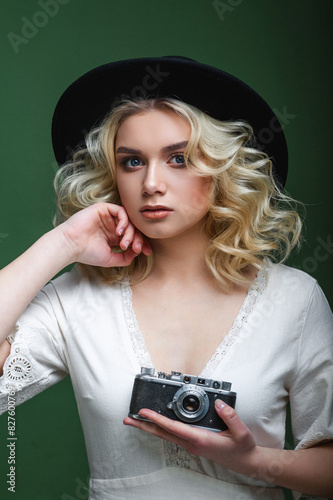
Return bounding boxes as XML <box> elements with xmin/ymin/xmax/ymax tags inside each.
<box><xmin>146</xmin><ymin>226</ymin><xmax>213</xmax><ymax>284</ymax></box>
<box><xmin>141</xmin><ymin>226</ymin><xmax>257</xmax><ymax>291</ymax></box>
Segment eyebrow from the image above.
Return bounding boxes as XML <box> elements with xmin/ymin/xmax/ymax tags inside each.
<box><xmin>116</xmin><ymin>141</ymin><xmax>188</xmax><ymax>155</ymax></box>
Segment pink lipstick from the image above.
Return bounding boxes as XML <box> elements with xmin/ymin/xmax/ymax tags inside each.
<box><xmin>140</xmin><ymin>205</ymin><xmax>173</xmax><ymax>219</ymax></box>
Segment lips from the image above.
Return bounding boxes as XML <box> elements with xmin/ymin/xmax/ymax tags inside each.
<box><xmin>140</xmin><ymin>205</ymin><xmax>173</xmax><ymax>219</ymax></box>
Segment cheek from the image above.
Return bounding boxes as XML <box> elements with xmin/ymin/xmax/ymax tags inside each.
<box><xmin>187</xmin><ymin>179</ymin><xmax>211</xmax><ymax>212</ymax></box>
<box><xmin>119</xmin><ymin>190</ymin><xmax>136</xmax><ymax>213</ymax></box>
<box><xmin>116</xmin><ymin>173</ymin><xmax>135</xmax><ymax>206</ymax></box>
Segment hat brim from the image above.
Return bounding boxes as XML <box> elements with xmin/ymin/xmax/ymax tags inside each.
<box><xmin>51</xmin><ymin>56</ymin><xmax>288</xmax><ymax>187</ymax></box>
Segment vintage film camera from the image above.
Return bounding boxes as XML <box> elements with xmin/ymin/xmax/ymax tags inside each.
<box><xmin>129</xmin><ymin>367</ymin><xmax>237</xmax><ymax>432</ymax></box>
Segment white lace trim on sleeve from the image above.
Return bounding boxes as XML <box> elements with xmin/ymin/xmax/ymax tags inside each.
<box><xmin>0</xmin><ymin>323</ymin><xmax>56</xmax><ymax>412</ymax></box>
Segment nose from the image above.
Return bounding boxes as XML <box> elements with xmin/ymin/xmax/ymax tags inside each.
<box><xmin>142</xmin><ymin>162</ymin><xmax>167</xmax><ymax>196</ymax></box>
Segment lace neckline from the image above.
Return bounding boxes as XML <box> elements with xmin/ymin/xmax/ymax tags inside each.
<box><xmin>121</xmin><ymin>263</ymin><xmax>270</xmax><ymax>378</ymax></box>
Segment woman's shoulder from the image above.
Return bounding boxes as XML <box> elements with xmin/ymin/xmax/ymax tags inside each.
<box><xmin>268</xmin><ymin>262</ymin><xmax>317</xmax><ymax>287</ymax></box>
<box><xmin>266</xmin><ymin>261</ymin><xmax>329</xmax><ymax>309</ymax></box>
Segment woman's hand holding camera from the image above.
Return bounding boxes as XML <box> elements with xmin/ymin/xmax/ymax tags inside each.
<box><xmin>124</xmin><ymin>400</ymin><xmax>259</xmax><ymax>477</ymax></box>
<box><xmin>124</xmin><ymin>402</ymin><xmax>333</xmax><ymax>495</ymax></box>
<box><xmin>58</xmin><ymin>202</ymin><xmax>151</xmax><ymax>268</ymax></box>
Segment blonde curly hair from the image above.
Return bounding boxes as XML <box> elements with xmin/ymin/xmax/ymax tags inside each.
<box><xmin>53</xmin><ymin>97</ymin><xmax>302</xmax><ymax>286</ymax></box>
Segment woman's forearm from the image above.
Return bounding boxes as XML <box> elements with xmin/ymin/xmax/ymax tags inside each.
<box><xmin>0</xmin><ymin>202</ymin><xmax>147</xmax><ymax>347</ymax></box>
<box><xmin>0</xmin><ymin>225</ymin><xmax>75</xmax><ymax>344</ymax></box>
<box><xmin>249</xmin><ymin>442</ymin><xmax>333</xmax><ymax>496</ymax></box>
<box><xmin>125</xmin><ymin>405</ymin><xmax>333</xmax><ymax>498</ymax></box>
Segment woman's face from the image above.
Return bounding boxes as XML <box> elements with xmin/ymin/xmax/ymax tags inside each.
<box><xmin>115</xmin><ymin>109</ymin><xmax>211</xmax><ymax>242</ymax></box>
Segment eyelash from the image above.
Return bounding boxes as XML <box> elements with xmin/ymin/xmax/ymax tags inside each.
<box><xmin>119</xmin><ymin>157</ymin><xmax>143</xmax><ymax>169</ymax></box>
<box><xmin>169</xmin><ymin>153</ymin><xmax>186</xmax><ymax>167</ymax></box>
<box><xmin>119</xmin><ymin>153</ymin><xmax>187</xmax><ymax>170</ymax></box>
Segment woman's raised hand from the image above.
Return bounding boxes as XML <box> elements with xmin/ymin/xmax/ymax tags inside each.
<box><xmin>0</xmin><ymin>202</ymin><xmax>150</xmax><ymax>349</ymax></box>
<box><xmin>58</xmin><ymin>202</ymin><xmax>151</xmax><ymax>268</ymax></box>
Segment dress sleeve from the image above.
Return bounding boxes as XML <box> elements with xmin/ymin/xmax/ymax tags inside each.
<box><xmin>288</xmin><ymin>283</ymin><xmax>333</xmax><ymax>500</ymax></box>
<box><xmin>0</xmin><ymin>286</ymin><xmax>69</xmax><ymax>415</ymax></box>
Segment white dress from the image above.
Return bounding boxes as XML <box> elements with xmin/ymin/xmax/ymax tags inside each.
<box><xmin>0</xmin><ymin>262</ymin><xmax>332</xmax><ymax>499</ymax></box>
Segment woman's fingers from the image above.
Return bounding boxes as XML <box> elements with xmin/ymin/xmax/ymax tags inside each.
<box><xmin>125</xmin><ymin>409</ymin><xmax>213</xmax><ymax>449</ymax></box>
<box><xmin>215</xmin><ymin>401</ymin><xmax>255</xmax><ymax>447</ymax></box>
<box><xmin>123</xmin><ymin>415</ymin><xmax>194</xmax><ymax>450</ymax></box>
<box><xmin>124</xmin><ymin>402</ymin><xmax>258</xmax><ymax>471</ymax></box>
<box><xmin>119</xmin><ymin>225</ymin><xmax>136</xmax><ymax>251</ymax></box>
<box><xmin>108</xmin><ymin>248</ymin><xmax>139</xmax><ymax>267</ymax></box>
<box><xmin>112</xmin><ymin>207</ymin><xmax>152</xmax><ymax>257</ymax></box>
<box><xmin>137</xmin><ymin>409</ymin><xmax>200</xmax><ymax>439</ymax></box>
<box><xmin>142</xmin><ymin>239</ymin><xmax>152</xmax><ymax>256</ymax></box>
<box><xmin>132</xmin><ymin>229</ymin><xmax>152</xmax><ymax>256</ymax></box>
<box><xmin>60</xmin><ymin>202</ymin><xmax>152</xmax><ymax>267</ymax></box>
<box><xmin>124</xmin><ymin>402</ymin><xmax>255</xmax><ymax>449</ymax></box>
<box><xmin>104</xmin><ymin>204</ymin><xmax>150</xmax><ymax>256</ymax></box>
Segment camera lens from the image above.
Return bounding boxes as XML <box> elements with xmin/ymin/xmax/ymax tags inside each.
<box><xmin>182</xmin><ymin>395</ymin><xmax>200</xmax><ymax>413</ymax></box>
<box><xmin>171</xmin><ymin>385</ymin><xmax>209</xmax><ymax>423</ymax></box>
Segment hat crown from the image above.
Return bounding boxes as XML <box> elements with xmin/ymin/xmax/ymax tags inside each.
<box><xmin>52</xmin><ymin>56</ymin><xmax>288</xmax><ymax>186</ymax></box>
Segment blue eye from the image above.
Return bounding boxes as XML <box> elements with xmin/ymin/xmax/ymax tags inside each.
<box><xmin>120</xmin><ymin>157</ymin><xmax>143</xmax><ymax>169</ymax></box>
<box><xmin>128</xmin><ymin>158</ymin><xmax>141</xmax><ymax>167</ymax></box>
<box><xmin>170</xmin><ymin>154</ymin><xmax>186</xmax><ymax>166</ymax></box>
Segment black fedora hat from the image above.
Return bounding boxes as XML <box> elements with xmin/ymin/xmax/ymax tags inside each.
<box><xmin>51</xmin><ymin>56</ymin><xmax>288</xmax><ymax>186</ymax></box>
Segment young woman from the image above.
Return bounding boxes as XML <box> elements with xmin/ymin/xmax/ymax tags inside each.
<box><xmin>0</xmin><ymin>57</ymin><xmax>332</xmax><ymax>499</ymax></box>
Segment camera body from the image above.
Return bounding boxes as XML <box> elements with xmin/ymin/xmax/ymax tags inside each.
<box><xmin>129</xmin><ymin>367</ymin><xmax>237</xmax><ymax>432</ymax></box>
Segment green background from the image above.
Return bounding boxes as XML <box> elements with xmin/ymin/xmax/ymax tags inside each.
<box><xmin>0</xmin><ymin>1</ymin><xmax>332</xmax><ymax>498</ymax></box>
